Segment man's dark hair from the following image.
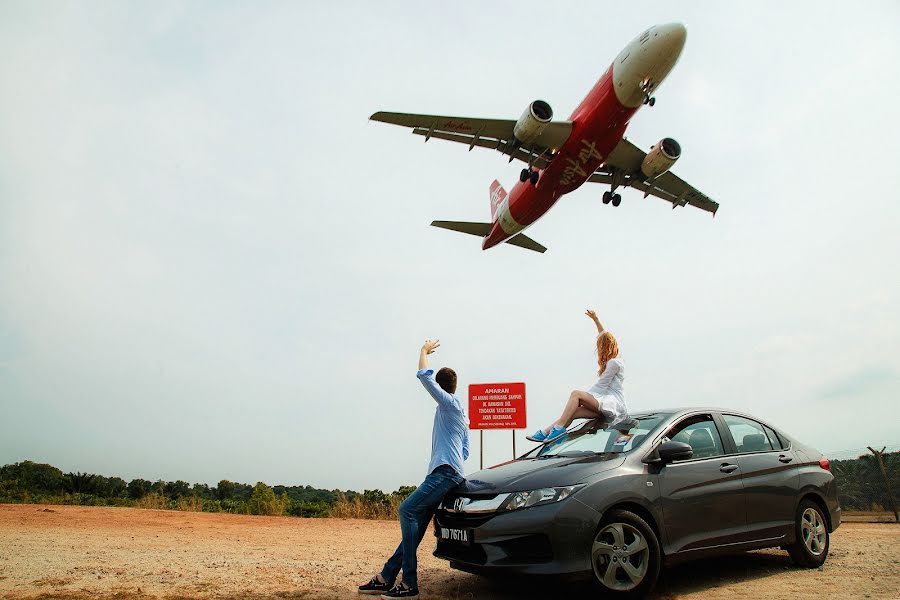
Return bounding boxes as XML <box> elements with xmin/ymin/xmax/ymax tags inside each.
<box><xmin>435</xmin><ymin>367</ymin><xmax>457</xmax><ymax>394</ymax></box>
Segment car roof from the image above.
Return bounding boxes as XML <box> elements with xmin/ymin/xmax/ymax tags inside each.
<box><xmin>634</xmin><ymin>408</ymin><xmax>786</xmax><ymax>430</ymax></box>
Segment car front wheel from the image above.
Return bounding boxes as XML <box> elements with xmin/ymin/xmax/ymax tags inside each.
<box><xmin>788</xmin><ymin>499</ymin><xmax>830</xmax><ymax>567</ymax></box>
<box><xmin>590</xmin><ymin>509</ymin><xmax>661</xmax><ymax>598</ymax></box>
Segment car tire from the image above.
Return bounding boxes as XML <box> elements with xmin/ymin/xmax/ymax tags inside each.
<box><xmin>787</xmin><ymin>499</ymin><xmax>829</xmax><ymax>568</ymax></box>
<box><xmin>589</xmin><ymin>509</ymin><xmax>661</xmax><ymax>598</ymax></box>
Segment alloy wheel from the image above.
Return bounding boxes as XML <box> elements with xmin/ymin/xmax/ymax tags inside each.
<box><xmin>591</xmin><ymin>522</ymin><xmax>650</xmax><ymax>591</ymax></box>
<box><xmin>801</xmin><ymin>507</ymin><xmax>827</xmax><ymax>556</ymax></box>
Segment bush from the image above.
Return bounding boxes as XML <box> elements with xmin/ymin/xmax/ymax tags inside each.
<box><xmin>286</xmin><ymin>500</ymin><xmax>330</xmax><ymax>518</ymax></box>
<box><xmin>248</xmin><ymin>482</ymin><xmax>287</xmax><ymax>516</ymax></box>
<box><xmin>175</xmin><ymin>496</ymin><xmax>203</xmax><ymax>512</ymax></box>
<box><xmin>330</xmin><ymin>491</ymin><xmax>402</xmax><ymax>519</ymax></box>
<box><xmin>135</xmin><ymin>493</ymin><xmax>170</xmax><ymax>510</ymax></box>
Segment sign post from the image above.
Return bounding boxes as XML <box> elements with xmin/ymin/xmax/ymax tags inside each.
<box><xmin>468</xmin><ymin>382</ymin><xmax>527</xmax><ymax>469</ymax></box>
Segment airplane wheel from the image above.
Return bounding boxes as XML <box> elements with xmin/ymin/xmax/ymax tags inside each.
<box><xmin>648</xmin><ymin>97</ymin><xmax>656</xmax><ymax>107</ymax></box>
<box><xmin>602</xmin><ymin>191</ymin><xmax>611</xmax><ymax>204</ymax></box>
<box><xmin>530</xmin><ymin>170</ymin><xmax>539</xmax><ymax>185</ymax></box>
<box><xmin>612</xmin><ymin>194</ymin><xmax>622</xmax><ymax>207</ymax></box>
<box><xmin>519</xmin><ymin>169</ymin><xmax>530</xmax><ymax>183</ymax></box>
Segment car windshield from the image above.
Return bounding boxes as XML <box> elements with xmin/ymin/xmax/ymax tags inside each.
<box><xmin>532</xmin><ymin>413</ymin><xmax>669</xmax><ymax>457</ymax></box>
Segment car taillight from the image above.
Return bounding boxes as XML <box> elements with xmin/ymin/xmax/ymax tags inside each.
<box><xmin>819</xmin><ymin>456</ymin><xmax>830</xmax><ymax>471</ymax></box>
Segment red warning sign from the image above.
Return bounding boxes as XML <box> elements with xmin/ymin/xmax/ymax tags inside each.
<box><xmin>468</xmin><ymin>382</ymin><xmax>526</xmax><ymax>430</ymax></box>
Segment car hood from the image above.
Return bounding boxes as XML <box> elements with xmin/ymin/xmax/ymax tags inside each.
<box><xmin>458</xmin><ymin>453</ymin><xmax>626</xmax><ymax>494</ymax></box>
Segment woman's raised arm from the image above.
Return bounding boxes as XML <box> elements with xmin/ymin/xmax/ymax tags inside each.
<box><xmin>585</xmin><ymin>309</ymin><xmax>604</xmax><ymax>334</ymax></box>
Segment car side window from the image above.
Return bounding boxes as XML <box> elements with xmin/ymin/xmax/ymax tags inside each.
<box><xmin>724</xmin><ymin>415</ymin><xmax>775</xmax><ymax>453</ymax></box>
<box><xmin>763</xmin><ymin>424</ymin><xmax>786</xmax><ymax>450</ymax></box>
<box><xmin>666</xmin><ymin>416</ymin><xmax>725</xmax><ymax>460</ymax></box>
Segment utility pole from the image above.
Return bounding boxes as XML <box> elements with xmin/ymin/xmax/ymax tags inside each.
<box><xmin>868</xmin><ymin>446</ymin><xmax>899</xmax><ymax>523</ymax></box>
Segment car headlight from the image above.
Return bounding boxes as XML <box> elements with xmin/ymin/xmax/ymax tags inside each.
<box><xmin>498</xmin><ymin>485</ymin><xmax>584</xmax><ymax>512</ymax></box>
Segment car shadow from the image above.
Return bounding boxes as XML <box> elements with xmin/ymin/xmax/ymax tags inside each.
<box><xmin>425</xmin><ymin>549</ymin><xmax>799</xmax><ymax>599</ymax></box>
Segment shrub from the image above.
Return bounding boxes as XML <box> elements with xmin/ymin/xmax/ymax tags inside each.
<box><xmin>175</xmin><ymin>496</ymin><xmax>203</xmax><ymax>512</ymax></box>
<box><xmin>330</xmin><ymin>491</ymin><xmax>402</xmax><ymax>519</ymax></box>
<box><xmin>135</xmin><ymin>493</ymin><xmax>170</xmax><ymax>510</ymax></box>
<box><xmin>248</xmin><ymin>482</ymin><xmax>287</xmax><ymax>516</ymax></box>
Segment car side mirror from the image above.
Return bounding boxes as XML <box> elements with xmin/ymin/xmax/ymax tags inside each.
<box><xmin>657</xmin><ymin>440</ymin><xmax>693</xmax><ymax>462</ymax></box>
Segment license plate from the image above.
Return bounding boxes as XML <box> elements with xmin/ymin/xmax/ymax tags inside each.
<box><xmin>438</xmin><ymin>527</ymin><xmax>472</xmax><ymax>546</ymax></box>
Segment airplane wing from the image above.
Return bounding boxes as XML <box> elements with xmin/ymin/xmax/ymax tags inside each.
<box><xmin>588</xmin><ymin>138</ymin><xmax>719</xmax><ymax>215</ymax></box>
<box><xmin>370</xmin><ymin>111</ymin><xmax>573</xmax><ymax>169</ymax></box>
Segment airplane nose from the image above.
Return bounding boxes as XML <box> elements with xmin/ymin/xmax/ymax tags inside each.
<box><xmin>658</xmin><ymin>22</ymin><xmax>687</xmax><ymax>53</ymax></box>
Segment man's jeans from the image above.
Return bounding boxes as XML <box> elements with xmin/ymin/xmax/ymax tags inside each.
<box><xmin>380</xmin><ymin>464</ymin><xmax>464</xmax><ymax>589</ymax></box>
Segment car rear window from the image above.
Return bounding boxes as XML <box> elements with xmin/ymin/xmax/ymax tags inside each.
<box><xmin>723</xmin><ymin>415</ymin><xmax>775</xmax><ymax>453</ymax></box>
<box><xmin>763</xmin><ymin>424</ymin><xmax>787</xmax><ymax>450</ymax></box>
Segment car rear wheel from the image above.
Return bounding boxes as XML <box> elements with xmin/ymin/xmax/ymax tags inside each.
<box><xmin>787</xmin><ymin>499</ymin><xmax>829</xmax><ymax>567</ymax></box>
<box><xmin>590</xmin><ymin>509</ymin><xmax>660</xmax><ymax>598</ymax></box>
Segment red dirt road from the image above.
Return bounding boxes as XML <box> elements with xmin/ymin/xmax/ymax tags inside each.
<box><xmin>0</xmin><ymin>504</ymin><xmax>897</xmax><ymax>599</ymax></box>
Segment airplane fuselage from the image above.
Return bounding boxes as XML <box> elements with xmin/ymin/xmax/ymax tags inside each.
<box><xmin>484</xmin><ymin>23</ymin><xmax>687</xmax><ymax>250</ymax></box>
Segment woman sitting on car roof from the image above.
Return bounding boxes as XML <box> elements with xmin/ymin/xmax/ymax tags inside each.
<box><xmin>527</xmin><ymin>308</ymin><xmax>633</xmax><ymax>444</ymax></box>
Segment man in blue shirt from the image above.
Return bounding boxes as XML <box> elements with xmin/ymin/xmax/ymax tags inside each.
<box><xmin>359</xmin><ymin>340</ymin><xmax>469</xmax><ymax>599</ymax></box>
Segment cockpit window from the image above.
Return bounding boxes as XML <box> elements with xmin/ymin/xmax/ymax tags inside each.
<box><xmin>529</xmin><ymin>413</ymin><xmax>669</xmax><ymax>457</ymax></box>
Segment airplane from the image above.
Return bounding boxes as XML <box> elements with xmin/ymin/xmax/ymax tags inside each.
<box><xmin>370</xmin><ymin>23</ymin><xmax>718</xmax><ymax>253</ymax></box>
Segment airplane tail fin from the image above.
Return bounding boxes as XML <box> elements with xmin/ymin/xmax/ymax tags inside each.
<box><xmin>489</xmin><ymin>180</ymin><xmax>506</xmax><ymax>220</ymax></box>
<box><xmin>430</xmin><ymin>220</ymin><xmax>547</xmax><ymax>253</ymax></box>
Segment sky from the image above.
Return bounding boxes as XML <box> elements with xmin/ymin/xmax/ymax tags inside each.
<box><xmin>1</xmin><ymin>1</ymin><xmax>898</xmax><ymax>492</ymax></box>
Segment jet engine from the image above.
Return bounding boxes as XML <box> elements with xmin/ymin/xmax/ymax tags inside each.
<box><xmin>640</xmin><ymin>137</ymin><xmax>681</xmax><ymax>179</ymax></box>
<box><xmin>513</xmin><ymin>100</ymin><xmax>553</xmax><ymax>145</ymax></box>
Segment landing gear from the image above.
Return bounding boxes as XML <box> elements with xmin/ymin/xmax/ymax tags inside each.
<box><xmin>603</xmin><ymin>191</ymin><xmax>622</xmax><ymax>206</ymax></box>
<box><xmin>640</xmin><ymin>77</ymin><xmax>656</xmax><ymax>106</ymax></box>
<box><xmin>521</xmin><ymin>168</ymin><xmax>540</xmax><ymax>185</ymax></box>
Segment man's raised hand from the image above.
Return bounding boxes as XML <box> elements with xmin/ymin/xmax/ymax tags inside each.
<box><xmin>422</xmin><ymin>339</ymin><xmax>441</xmax><ymax>355</ymax></box>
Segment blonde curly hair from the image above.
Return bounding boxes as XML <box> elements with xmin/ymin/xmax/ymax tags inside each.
<box><xmin>596</xmin><ymin>331</ymin><xmax>619</xmax><ymax>376</ymax></box>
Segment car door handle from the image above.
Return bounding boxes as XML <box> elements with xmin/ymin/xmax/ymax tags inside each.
<box><xmin>778</xmin><ymin>455</ymin><xmax>793</xmax><ymax>463</ymax></box>
<box><xmin>719</xmin><ymin>463</ymin><xmax>739</xmax><ymax>473</ymax></box>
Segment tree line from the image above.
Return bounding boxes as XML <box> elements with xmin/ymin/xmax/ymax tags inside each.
<box><xmin>0</xmin><ymin>460</ymin><xmax>415</xmax><ymax>519</ymax></box>
<box><xmin>831</xmin><ymin>450</ymin><xmax>899</xmax><ymax>513</ymax></box>
<box><xmin>3</xmin><ymin>452</ymin><xmax>893</xmax><ymax>517</ymax></box>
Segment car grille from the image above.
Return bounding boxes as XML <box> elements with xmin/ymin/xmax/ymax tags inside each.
<box><xmin>435</xmin><ymin>510</ymin><xmax>495</xmax><ymax>529</ymax></box>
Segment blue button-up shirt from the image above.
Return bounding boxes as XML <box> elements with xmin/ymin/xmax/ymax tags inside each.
<box><xmin>417</xmin><ymin>369</ymin><xmax>470</xmax><ymax>477</ymax></box>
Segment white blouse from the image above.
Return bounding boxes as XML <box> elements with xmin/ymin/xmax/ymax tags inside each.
<box><xmin>586</xmin><ymin>357</ymin><xmax>628</xmax><ymax>427</ymax></box>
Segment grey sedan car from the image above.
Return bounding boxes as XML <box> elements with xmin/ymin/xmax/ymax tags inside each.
<box><xmin>433</xmin><ymin>409</ymin><xmax>840</xmax><ymax>597</ymax></box>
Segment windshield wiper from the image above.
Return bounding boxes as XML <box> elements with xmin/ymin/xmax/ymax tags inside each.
<box><xmin>540</xmin><ymin>450</ymin><xmax>598</xmax><ymax>458</ymax></box>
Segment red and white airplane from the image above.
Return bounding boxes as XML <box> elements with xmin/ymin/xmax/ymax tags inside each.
<box><xmin>371</xmin><ymin>23</ymin><xmax>717</xmax><ymax>253</ymax></box>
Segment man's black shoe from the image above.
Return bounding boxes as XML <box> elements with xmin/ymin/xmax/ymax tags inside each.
<box><xmin>358</xmin><ymin>575</ymin><xmax>391</xmax><ymax>595</ymax></box>
<box><xmin>381</xmin><ymin>583</ymin><xmax>419</xmax><ymax>598</ymax></box>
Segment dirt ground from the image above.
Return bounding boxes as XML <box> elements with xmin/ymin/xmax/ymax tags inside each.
<box><xmin>0</xmin><ymin>505</ymin><xmax>897</xmax><ymax>600</ymax></box>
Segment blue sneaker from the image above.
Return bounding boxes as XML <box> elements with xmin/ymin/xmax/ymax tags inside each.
<box><xmin>526</xmin><ymin>429</ymin><xmax>548</xmax><ymax>442</ymax></box>
<box><xmin>545</xmin><ymin>425</ymin><xmax>568</xmax><ymax>443</ymax></box>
